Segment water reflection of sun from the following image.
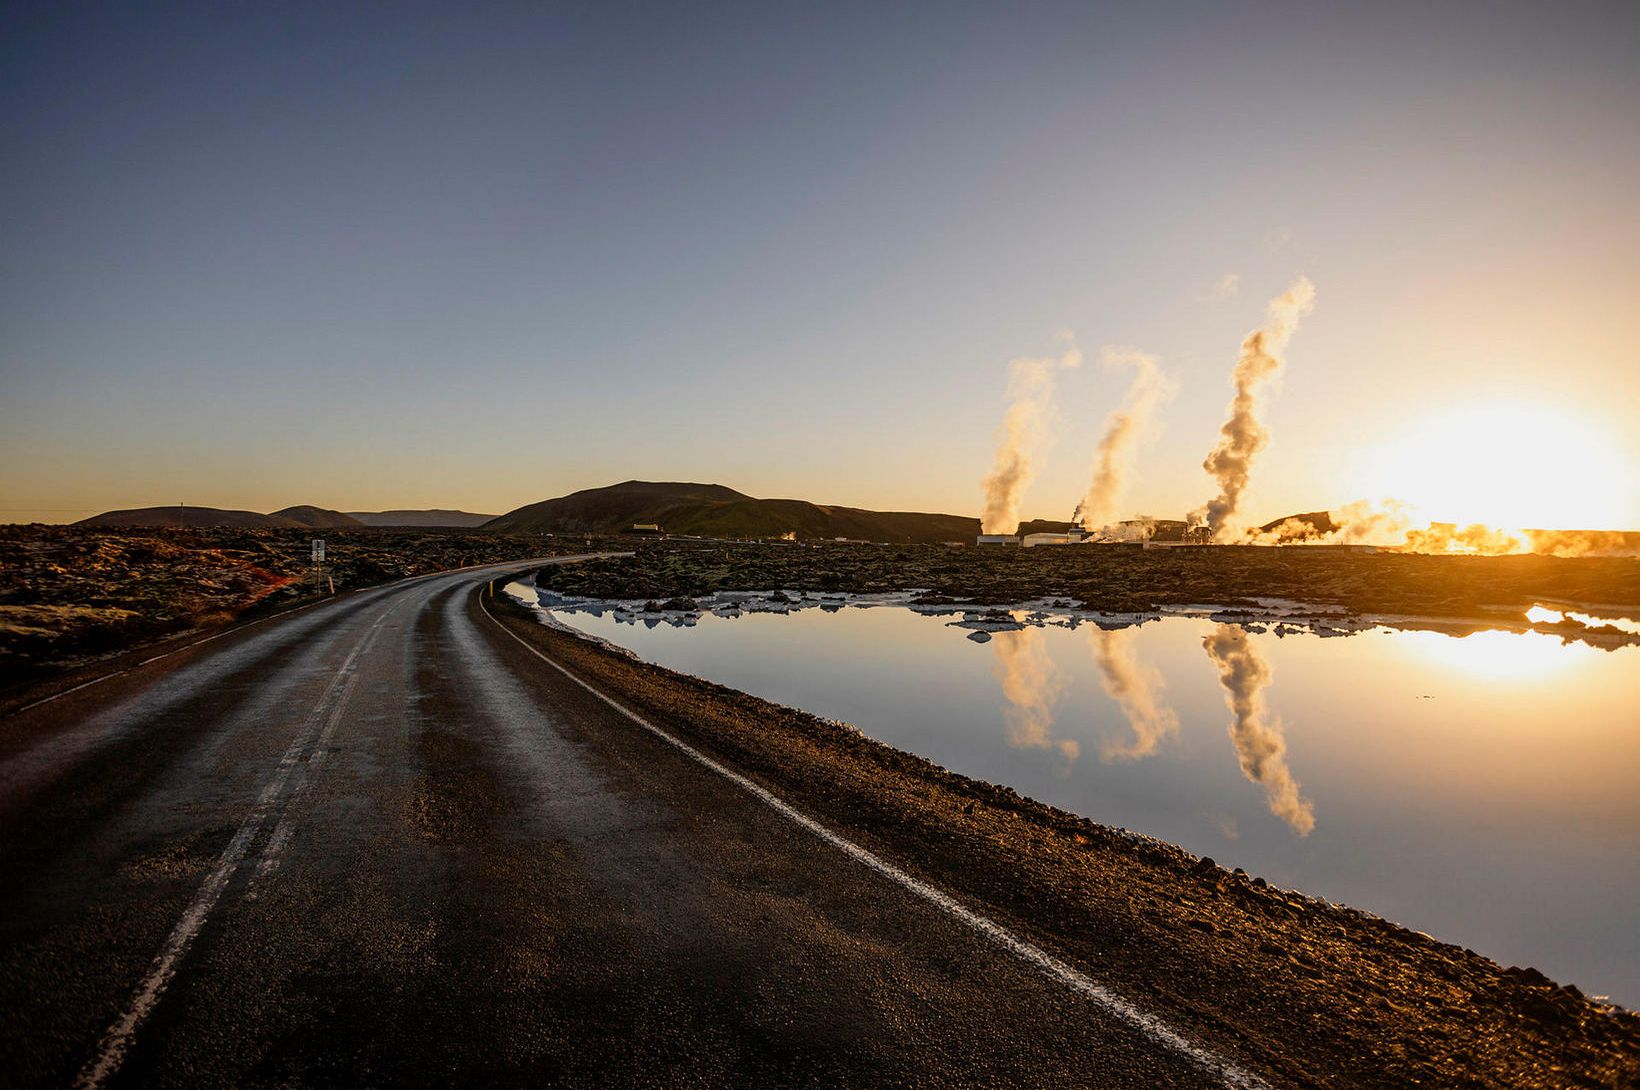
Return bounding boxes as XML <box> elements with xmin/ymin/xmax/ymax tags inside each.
<box><xmin>1398</xmin><ymin>629</ymin><xmax>1592</xmax><ymax>682</ymax></box>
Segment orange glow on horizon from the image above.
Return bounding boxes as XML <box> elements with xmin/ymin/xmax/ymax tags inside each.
<box><xmin>1348</xmin><ymin>402</ymin><xmax>1637</xmax><ymax>531</ymax></box>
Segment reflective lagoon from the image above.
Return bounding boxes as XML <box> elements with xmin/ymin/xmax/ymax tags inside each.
<box><xmin>514</xmin><ymin>586</ymin><xmax>1640</xmax><ymax>1007</ymax></box>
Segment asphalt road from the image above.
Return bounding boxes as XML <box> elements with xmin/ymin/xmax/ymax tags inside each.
<box><xmin>0</xmin><ymin>558</ymin><xmax>1269</xmax><ymax>1089</ymax></box>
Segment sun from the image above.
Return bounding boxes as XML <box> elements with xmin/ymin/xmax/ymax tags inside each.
<box><xmin>1348</xmin><ymin>401</ymin><xmax>1637</xmax><ymax>531</ymax></box>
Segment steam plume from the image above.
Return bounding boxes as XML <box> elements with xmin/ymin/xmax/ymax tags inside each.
<box><xmin>981</xmin><ymin>342</ymin><xmax>1082</xmax><ymax>534</ymax></box>
<box><xmin>1403</xmin><ymin>522</ymin><xmax>1527</xmax><ymax>555</ymax></box>
<box><xmin>1242</xmin><ymin>496</ymin><xmax>1637</xmax><ymax>556</ymax></box>
<box><xmin>1327</xmin><ymin>499</ymin><xmax>1414</xmax><ymax>545</ymax></box>
<box><xmin>1077</xmin><ymin>348</ymin><xmax>1176</xmax><ymax>533</ymax></box>
<box><xmin>990</xmin><ymin>628</ymin><xmax>1079</xmax><ymax>761</ymax></box>
<box><xmin>1523</xmin><ymin>529</ymin><xmax>1640</xmax><ymax>557</ymax></box>
<box><xmin>1202</xmin><ymin>624</ymin><xmax>1315</xmax><ymax>835</ymax></box>
<box><xmin>1090</xmin><ymin>627</ymin><xmax>1179</xmax><ymax>761</ymax></box>
<box><xmin>1191</xmin><ymin>278</ymin><xmax>1316</xmax><ymax>540</ymax></box>
<box><xmin>1084</xmin><ymin>517</ymin><xmax>1158</xmax><ymax>543</ymax></box>
<box><xmin>1247</xmin><ymin>499</ymin><xmax>1414</xmax><ymax>546</ymax></box>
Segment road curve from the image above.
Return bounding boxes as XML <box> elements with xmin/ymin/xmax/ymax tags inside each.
<box><xmin>1</xmin><ymin>558</ymin><xmax>1262</xmax><ymax>1088</ymax></box>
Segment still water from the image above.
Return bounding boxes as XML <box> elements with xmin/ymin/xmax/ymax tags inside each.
<box><xmin>520</xmin><ymin>588</ymin><xmax>1640</xmax><ymax>1007</ymax></box>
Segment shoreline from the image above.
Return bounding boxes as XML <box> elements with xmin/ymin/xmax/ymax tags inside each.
<box><xmin>528</xmin><ymin>539</ymin><xmax>1640</xmax><ymax>646</ymax></box>
<box><xmin>521</xmin><ymin>581</ymin><xmax>1640</xmax><ymax>651</ymax></box>
<box><xmin>490</xmin><ymin>579</ymin><xmax>1639</xmax><ymax>1087</ymax></box>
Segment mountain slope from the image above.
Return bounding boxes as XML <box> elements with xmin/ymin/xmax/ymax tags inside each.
<box><xmin>486</xmin><ymin>481</ymin><xmax>978</xmax><ymax>543</ymax></box>
<box><xmin>485</xmin><ymin>481</ymin><xmax>750</xmax><ymax>534</ymax></box>
<box><xmin>75</xmin><ymin>506</ymin><xmax>304</xmax><ymax>529</ymax></box>
<box><xmin>270</xmin><ymin>506</ymin><xmax>367</xmax><ymax>529</ymax></box>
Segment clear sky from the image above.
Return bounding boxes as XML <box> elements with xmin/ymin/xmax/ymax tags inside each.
<box><xmin>3</xmin><ymin>2</ymin><xmax>1637</xmax><ymax>528</ymax></box>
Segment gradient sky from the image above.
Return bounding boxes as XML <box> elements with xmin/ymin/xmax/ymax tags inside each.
<box><xmin>3</xmin><ymin>2</ymin><xmax>1637</xmax><ymax>527</ymax></box>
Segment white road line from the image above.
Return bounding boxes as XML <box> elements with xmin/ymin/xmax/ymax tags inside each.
<box><xmin>481</xmin><ymin>592</ymin><xmax>1275</xmax><ymax>1090</ymax></box>
<box><xmin>250</xmin><ymin>601</ymin><xmax>400</xmax><ymax>891</ymax></box>
<box><xmin>9</xmin><ymin>672</ymin><xmax>131</xmax><ymax>715</ymax></box>
<box><xmin>73</xmin><ymin>600</ymin><xmax>398</xmax><ymax>1090</ymax></box>
<box><xmin>249</xmin><ymin>816</ymin><xmax>297</xmax><ymax>891</ymax></box>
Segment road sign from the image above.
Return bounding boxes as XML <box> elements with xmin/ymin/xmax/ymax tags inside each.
<box><xmin>311</xmin><ymin>539</ymin><xmax>325</xmax><ymax>564</ymax></box>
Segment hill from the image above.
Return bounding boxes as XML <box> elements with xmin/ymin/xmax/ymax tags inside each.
<box><xmin>270</xmin><ymin>505</ymin><xmax>366</xmax><ymax>529</ymax></box>
<box><xmin>486</xmin><ymin>481</ymin><xmax>979</xmax><ymax>543</ymax></box>
<box><xmin>1258</xmin><ymin>511</ymin><xmax>1338</xmax><ymax>539</ymax></box>
<box><xmin>347</xmin><ymin>509</ymin><xmax>499</xmax><ymax>528</ymax></box>
<box><xmin>76</xmin><ymin>505</ymin><xmax>496</xmax><ymax>530</ymax></box>
<box><xmin>75</xmin><ymin>506</ymin><xmax>304</xmax><ymax>529</ymax></box>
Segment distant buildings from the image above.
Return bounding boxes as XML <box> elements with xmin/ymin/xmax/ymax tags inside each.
<box><xmin>628</xmin><ymin>523</ymin><xmax>662</xmax><ymax>534</ymax></box>
<box><xmin>976</xmin><ymin>534</ymin><xmax>1021</xmax><ymax>546</ymax></box>
<box><xmin>1022</xmin><ymin>530</ymin><xmax>1088</xmax><ymax>547</ymax></box>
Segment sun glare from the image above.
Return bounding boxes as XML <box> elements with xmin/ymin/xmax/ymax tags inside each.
<box><xmin>1397</xmin><ymin>629</ymin><xmax>1592</xmax><ymax>683</ymax></box>
<box><xmin>1349</xmin><ymin>402</ymin><xmax>1636</xmax><ymax>531</ymax></box>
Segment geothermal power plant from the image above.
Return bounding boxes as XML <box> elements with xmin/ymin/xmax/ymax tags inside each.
<box><xmin>978</xmin><ymin>279</ymin><xmax>1317</xmax><ymax>549</ymax></box>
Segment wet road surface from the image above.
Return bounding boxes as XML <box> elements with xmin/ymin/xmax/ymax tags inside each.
<box><xmin>0</xmin><ymin>559</ymin><xmax>1273</xmax><ymax>1088</ymax></box>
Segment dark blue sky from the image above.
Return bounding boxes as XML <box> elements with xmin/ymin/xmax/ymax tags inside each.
<box><xmin>3</xmin><ymin>2</ymin><xmax>1636</xmax><ymax>525</ymax></box>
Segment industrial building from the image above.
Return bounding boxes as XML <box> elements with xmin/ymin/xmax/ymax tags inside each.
<box><xmin>1021</xmin><ymin>529</ymin><xmax>1088</xmax><ymax>547</ymax></box>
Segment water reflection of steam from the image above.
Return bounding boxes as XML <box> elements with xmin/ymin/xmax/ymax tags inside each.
<box><xmin>989</xmin><ymin>628</ymin><xmax>1079</xmax><ymax>761</ymax></box>
<box><xmin>1089</xmin><ymin>627</ymin><xmax>1179</xmax><ymax>761</ymax></box>
<box><xmin>1203</xmin><ymin>624</ymin><xmax>1316</xmax><ymax>836</ymax></box>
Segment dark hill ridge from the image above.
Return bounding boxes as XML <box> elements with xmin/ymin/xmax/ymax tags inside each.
<box><xmin>77</xmin><ymin>506</ymin><xmax>494</xmax><ymax>530</ymax></box>
<box><xmin>270</xmin><ymin>506</ymin><xmax>367</xmax><ymax>529</ymax></box>
<box><xmin>486</xmin><ymin>481</ymin><xmax>979</xmax><ymax>543</ymax></box>
<box><xmin>1258</xmin><ymin>511</ymin><xmax>1338</xmax><ymax>538</ymax></box>
<box><xmin>76</xmin><ymin>506</ymin><xmax>303</xmax><ymax>529</ymax></box>
<box><xmin>488</xmin><ymin>481</ymin><xmax>752</xmax><ymax>533</ymax></box>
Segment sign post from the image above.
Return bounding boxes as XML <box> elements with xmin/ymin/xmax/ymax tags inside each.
<box><xmin>311</xmin><ymin>538</ymin><xmax>325</xmax><ymax>592</ymax></box>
